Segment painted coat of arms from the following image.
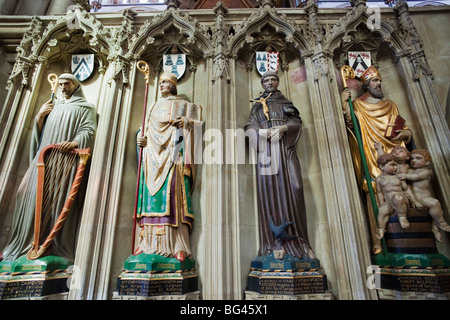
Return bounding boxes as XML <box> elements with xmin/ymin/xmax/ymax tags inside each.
<box><xmin>256</xmin><ymin>51</ymin><xmax>279</xmax><ymax>76</ymax></box>
<box><xmin>348</xmin><ymin>51</ymin><xmax>371</xmax><ymax>78</ymax></box>
<box><xmin>163</xmin><ymin>54</ymin><xmax>186</xmax><ymax>79</ymax></box>
<box><xmin>71</xmin><ymin>54</ymin><xmax>94</xmax><ymax>82</ymax></box>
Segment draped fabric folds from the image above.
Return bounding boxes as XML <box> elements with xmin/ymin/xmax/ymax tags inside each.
<box><xmin>348</xmin><ymin>94</ymin><xmax>408</xmax><ymax>187</ymax></box>
<box><xmin>2</xmin><ymin>87</ymin><xmax>97</xmax><ymax>262</ymax></box>
<box><xmin>136</xmin><ymin>95</ymin><xmax>199</xmax><ymax>258</ymax></box>
<box><xmin>245</xmin><ymin>90</ymin><xmax>314</xmax><ymax>259</ymax></box>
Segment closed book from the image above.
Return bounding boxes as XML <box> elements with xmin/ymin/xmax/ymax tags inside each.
<box><xmin>385</xmin><ymin>115</ymin><xmax>405</xmax><ymax>139</ymax></box>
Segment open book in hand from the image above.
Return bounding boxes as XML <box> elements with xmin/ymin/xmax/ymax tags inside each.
<box><xmin>169</xmin><ymin>100</ymin><xmax>202</xmax><ymax>123</ymax></box>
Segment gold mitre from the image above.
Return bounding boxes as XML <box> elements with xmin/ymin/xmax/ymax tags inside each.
<box><xmin>360</xmin><ymin>66</ymin><xmax>381</xmax><ymax>83</ymax></box>
<box><xmin>160</xmin><ymin>71</ymin><xmax>177</xmax><ymax>86</ymax></box>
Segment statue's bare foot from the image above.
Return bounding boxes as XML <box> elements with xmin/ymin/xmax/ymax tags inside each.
<box><xmin>435</xmin><ymin>220</ymin><xmax>450</xmax><ymax>232</ymax></box>
<box><xmin>376</xmin><ymin>227</ymin><xmax>385</xmax><ymax>240</ymax></box>
<box><xmin>307</xmin><ymin>248</ymin><xmax>316</xmax><ymax>260</ymax></box>
<box><xmin>399</xmin><ymin>217</ymin><xmax>410</xmax><ymax>229</ymax></box>
<box><xmin>274</xmin><ymin>249</ymin><xmax>286</xmax><ymax>260</ymax></box>
<box><xmin>432</xmin><ymin>223</ymin><xmax>443</xmax><ymax>243</ymax></box>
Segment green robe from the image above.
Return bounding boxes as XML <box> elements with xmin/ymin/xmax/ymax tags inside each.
<box><xmin>135</xmin><ymin>95</ymin><xmax>198</xmax><ymax>257</ymax></box>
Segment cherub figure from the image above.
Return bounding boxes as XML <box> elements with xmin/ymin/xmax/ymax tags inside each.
<box><xmin>397</xmin><ymin>149</ymin><xmax>450</xmax><ymax>239</ymax></box>
<box><xmin>373</xmin><ymin>142</ymin><xmax>421</xmax><ymax>208</ymax></box>
<box><xmin>376</xmin><ymin>154</ymin><xmax>410</xmax><ymax>240</ymax></box>
<box><xmin>391</xmin><ymin>146</ymin><xmax>422</xmax><ymax>208</ymax></box>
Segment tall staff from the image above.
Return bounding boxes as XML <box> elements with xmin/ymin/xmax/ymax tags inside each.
<box><xmin>131</xmin><ymin>60</ymin><xmax>150</xmax><ymax>255</ymax></box>
<box><xmin>48</xmin><ymin>73</ymin><xmax>58</xmax><ymax>103</ymax></box>
<box><xmin>340</xmin><ymin>66</ymin><xmax>387</xmax><ymax>255</ymax></box>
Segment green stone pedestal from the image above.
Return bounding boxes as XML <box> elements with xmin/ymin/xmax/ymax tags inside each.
<box><xmin>372</xmin><ymin>252</ymin><xmax>450</xmax><ymax>268</ymax></box>
<box><xmin>116</xmin><ymin>253</ymin><xmax>199</xmax><ymax>298</ymax></box>
<box><xmin>0</xmin><ymin>255</ymin><xmax>72</xmax><ymax>299</ymax></box>
<box><xmin>370</xmin><ymin>252</ymin><xmax>450</xmax><ymax>297</ymax></box>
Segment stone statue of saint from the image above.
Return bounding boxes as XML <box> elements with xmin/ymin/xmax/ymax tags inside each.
<box><xmin>0</xmin><ymin>73</ymin><xmax>97</xmax><ymax>262</ymax></box>
<box><xmin>340</xmin><ymin>66</ymin><xmax>416</xmax><ymax>253</ymax></box>
<box><xmin>134</xmin><ymin>71</ymin><xmax>200</xmax><ymax>262</ymax></box>
<box><xmin>245</xmin><ymin>71</ymin><xmax>315</xmax><ymax>260</ymax></box>
<box><xmin>341</xmin><ymin>66</ymin><xmax>415</xmax><ymax>183</ymax></box>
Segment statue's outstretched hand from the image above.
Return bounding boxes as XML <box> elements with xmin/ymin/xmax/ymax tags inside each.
<box><xmin>391</xmin><ymin>129</ymin><xmax>412</xmax><ymax>144</ymax></box>
<box><xmin>396</xmin><ymin>173</ymin><xmax>407</xmax><ymax>180</ymax></box>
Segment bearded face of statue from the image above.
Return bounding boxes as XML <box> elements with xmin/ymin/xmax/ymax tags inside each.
<box><xmin>59</xmin><ymin>79</ymin><xmax>79</xmax><ymax>99</ymax></box>
<box><xmin>367</xmin><ymin>77</ymin><xmax>384</xmax><ymax>99</ymax></box>
<box><xmin>262</xmin><ymin>75</ymin><xmax>279</xmax><ymax>93</ymax></box>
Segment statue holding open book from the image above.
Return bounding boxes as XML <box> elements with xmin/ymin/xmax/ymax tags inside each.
<box><xmin>134</xmin><ymin>71</ymin><xmax>202</xmax><ymax>262</ymax></box>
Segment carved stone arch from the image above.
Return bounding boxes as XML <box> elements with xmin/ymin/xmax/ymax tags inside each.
<box><xmin>128</xmin><ymin>10</ymin><xmax>214</xmax><ymax>72</ymax></box>
<box><xmin>324</xmin><ymin>2</ymin><xmax>367</xmax><ymax>53</ymax></box>
<box><xmin>32</xmin><ymin>6</ymin><xmax>111</xmax><ymax>73</ymax></box>
<box><xmin>326</xmin><ymin>8</ymin><xmax>410</xmax><ymax>71</ymax></box>
<box><xmin>230</xmin><ymin>8</ymin><xmax>310</xmax><ymax>67</ymax></box>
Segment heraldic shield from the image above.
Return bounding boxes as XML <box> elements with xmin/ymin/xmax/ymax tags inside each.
<box><xmin>256</xmin><ymin>51</ymin><xmax>279</xmax><ymax>76</ymax></box>
<box><xmin>163</xmin><ymin>54</ymin><xmax>186</xmax><ymax>79</ymax></box>
<box><xmin>71</xmin><ymin>54</ymin><xmax>94</xmax><ymax>82</ymax></box>
<box><xmin>348</xmin><ymin>51</ymin><xmax>371</xmax><ymax>79</ymax></box>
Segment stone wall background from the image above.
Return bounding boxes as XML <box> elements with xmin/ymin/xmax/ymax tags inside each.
<box><xmin>0</xmin><ymin>1</ymin><xmax>448</xmax><ymax>300</ymax></box>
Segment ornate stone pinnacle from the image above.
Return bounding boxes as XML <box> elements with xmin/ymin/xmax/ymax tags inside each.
<box><xmin>304</xmin><ymin>0</ymin><xmax>318</xmax><ymax>14</ymax></box>
<box><xmin>71</xmin><ymin>0</ymin><xmax>92</xmax><ymax>12</ymax></box>
<box><xmin>256</xmin><ymin>0</ymin><xmax>275</xmax><ymax>9</ymax></box>
<box><xmin>165</xmin><ymin>0</ymin><xmax>181</xmax><ymax>10</ymax></box>
<box><xmin>349</xmin><ymin>0</ymin><xmax>366</xmax><ymax>7</ymax></box>
<box><xmin>214</xmin><ymin>1</ymin><xmax>228</xmax><ymax>15</ymax></box>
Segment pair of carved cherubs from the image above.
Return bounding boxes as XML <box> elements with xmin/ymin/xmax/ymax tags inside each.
<box><xmin>375</xmin><ymin>143</ymin><xmax>450</xmax><ymax>242</ymax></box>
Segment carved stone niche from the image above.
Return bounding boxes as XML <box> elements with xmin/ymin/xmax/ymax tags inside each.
<box><xmin>333</xmin><ymin>25</ymin><xmax>383</xmax><ymax>71</ymax></box>
<box><xmin>42</xmin><ymin>30</ymin><xmax>97</xmax><ymax>72</ymax></box>
<box><xmin>332</xmin><ymin>23</ymin><xmax>394</xmax><ymax>92</ymax></box>
<box><xmin>35</xmin><ymin>25</ymin><xmax>110</xmax><ymax>86</ymax></box>
<box><xmin>136</xmin><ymin>24</ymin><xmax>205</xmax><ymax>80</ymax></box>
<box><xmin>236</xmin><ymin>24</ymin><xmax>302</xmax><ymax>75</ymax></box>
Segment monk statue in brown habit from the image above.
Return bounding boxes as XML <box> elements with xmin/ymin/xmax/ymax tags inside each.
<box><xmin>245</xmin><ymin>71</ymin><xmax>315</xmax><ymax>261</ymax></box>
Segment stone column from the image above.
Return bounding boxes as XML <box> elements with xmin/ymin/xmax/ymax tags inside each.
<box><xmin>198</xmin><ymin>2</ymin><xmax>243</xmax><ymax>299</ymax></box>
<box><xmin>68</xmin><ymin>57</ymin><xmax>133</xmax><ymax>300</ymax></box>
<box><xmin>0</xmin><ymin>58</ymin><xmax>45</xmax><ymax>234</ymax></box>
<box><xmin>201</xmin><ymin>57</ymin><xmax>237</xmax><ymax>299</ymax></box>
<box><xmin>303</xmin><ymin>0</ymin><xmax>377</xmax><ymax>300</ymax></box>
